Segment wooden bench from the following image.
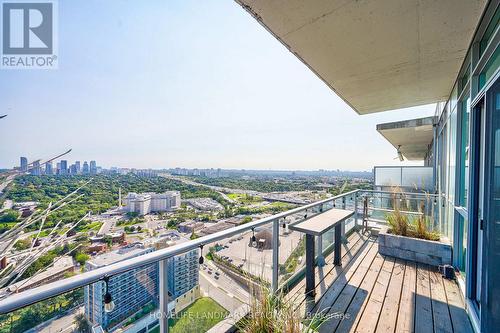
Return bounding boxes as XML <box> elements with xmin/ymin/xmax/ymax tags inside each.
<box><xmin>289</xmin><ymin>208</ymin><xmax>354</xmax><ymax>297</ymax></box>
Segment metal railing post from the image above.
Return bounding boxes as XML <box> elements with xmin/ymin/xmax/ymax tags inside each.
<box><xmin>341</xmin><ymin>196</ymin><xmax>346</xmax><ymax>240</ymax></box>
<box><xmin>271</xmin><ymin>219</ymin><xmax>280</xmax><ymax>292</ymax></box>
<box><xmin>317</xmin><ymin>235</ymin><xmax>325</xmax><ymax>266</ymax></box>
<box><xmin>354</xmin><ymin>192</ymin><xmax>359</xmax><ymax>226</ymax></box>
<box><xmin>272</xmin><ymin>219</ymin><xmax>279</xmax><ymax>292</ymax></box>
<box><xmin>159</xmin><ymin>259</ymin><xmax>169</xmax><ymax>333</ymax></box>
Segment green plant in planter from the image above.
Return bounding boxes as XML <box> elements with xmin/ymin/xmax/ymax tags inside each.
<box><xmin>386</xmin><ymin>211</ymin><xmax>440</xmax><ymax>241</ymax></box>
<box><xmin>236</xmin><ymin>286</ymin><xmax>323</xmax><ymax>333</ymax></box>
<box><xmin>386</xmin><ymin>208</ymin><xmax>410</xmax><ymax>237</ymax></box>
<box><xmin>412</xmin><ymin>214</ymin><xmax>440</xmax><ymax>241</ymax></box>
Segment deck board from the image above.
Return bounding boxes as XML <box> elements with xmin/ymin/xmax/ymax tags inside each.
<box><xmin>316</xmin><ymin>242</ymin><xmax>379</xmax><ymax>332</ymax></box>
<box><xmin>286</xmin><ymin>231</ymin><xmax>472</xmax><ymax>333</ymax></box>
<box><xmin>442</xmin><ymin>276</ymin><xmax>473</xmax><ymax>333</ymax></box>
<box><xmin>430</xmin><ymin>270</ymin><xmax>453</xmax><ymax>333</ymax></box>
<box><xmin>415</xmin><ymin>263</ymin><xmax>434</xmax><ymax>333</ymax></box>
<box><xmin>375</xmin><ymin>258</ymin><xmax>406</xmax><ymax>333</ymax></box>
<box><xmin>335</xmin><ymin>252</ymin><xmax>386</xmax><ymax>333</ymax></box>
<box><xmin>354</xmin><ymin>256</ymin><xmax>395</xmax><ymax>333</ymax></box>
<box><xmin>396</xmin><ymin>261</ymin><xmax>417</xmax><ymax>333</ymax></box>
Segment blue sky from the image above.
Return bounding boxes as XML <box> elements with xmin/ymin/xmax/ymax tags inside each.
<box><xmin>0</xmin><ymin>0</ymin><xmax>434</xmax><ymax>171</ymax></box>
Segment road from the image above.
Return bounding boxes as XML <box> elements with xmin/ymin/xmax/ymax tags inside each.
<box><xmin>161</xmin><ymin>174</ymin><xmax>310</xmax><ymax>204</ymax></box>
<box><xmin>0</xmin><ymin>199</ymin><xmax>13</xmax><ymax>213</ymax></box>
<box><xmin>97</xmin><ymin>215</ymin><xmax>119</xmax><ymax>235</ymax></box>
<box><xmin>25</xmin><ymin>306</ymin><xmax>83</xmax><ymax>333</ymax></box>
<box><xmin>199</xmin><ymin>261</ymin><xmax>250</xmax><ymax>313</ymax></box>
<box><xmin>161</xmin><ymin>174</ymin><xmax>262</xmax><ymax>197</ymax></box>
<box><xmin>0</xmin><ymin>174</ymin><xmax>15</xmax><ymax>196</ymax></box>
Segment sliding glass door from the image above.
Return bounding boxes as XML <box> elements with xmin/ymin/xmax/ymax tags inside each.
<box><xmin>481</xmin><ymin>75</ymin><xmax>500</xmax><ymax>331</ymax></box>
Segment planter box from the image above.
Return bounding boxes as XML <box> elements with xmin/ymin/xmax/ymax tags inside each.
<box><xmin>378</xmin><ymin>228</ymin><xmax>451</xmax><ymax>266</ymax></box>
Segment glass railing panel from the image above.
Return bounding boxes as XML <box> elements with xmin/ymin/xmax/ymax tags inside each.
<box><xmin>0</xmin><ymin>286</ymin><xmax>86</xmax><ymax>333</ymax></box>
<box><xmin>357</xmin><ymin>191</ymin><xmax>444</xmax><ymax>238</ymax></box>
<box><xmin>278</xmin><ymin>215</ymin><xmax>307</xmax><ymax>287</ymax></box>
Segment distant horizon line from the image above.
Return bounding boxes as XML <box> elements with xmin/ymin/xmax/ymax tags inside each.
<box><xmin>1</xmin><ymin>164</ymin><xmax>377</xmax><ymax>174</ymax></box>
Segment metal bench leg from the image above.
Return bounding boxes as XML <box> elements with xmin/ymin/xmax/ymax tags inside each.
<box><xmin>334</xmin><ymin>223</ymin><xmax>342</xmax><ymax>265</ymax></box>
<box><xmin>305</xmin><ymin>234</ymin><xmax>316</xmax><ymax>297</ymax></box>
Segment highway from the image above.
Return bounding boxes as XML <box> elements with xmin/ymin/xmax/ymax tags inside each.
<box><xmin>161</xmin><ymin>174</ymin><xmax>310</xmax><ymax>204</ymax></box>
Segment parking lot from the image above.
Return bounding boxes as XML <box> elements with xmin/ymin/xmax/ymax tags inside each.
<box><xmin>214</xmin><ymin>226</ymin><xmax>303</xmax><ymax>282</ymax></box>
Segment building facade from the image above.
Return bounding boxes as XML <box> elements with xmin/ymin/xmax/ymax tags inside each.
<box><xmin>84</xmin><ymin>245</ymin><xmax>158</xmax><ymax>330</ymax></box>
<box><xmin>84</xmin><ymin>233</ymin><xmax>199</xmax><ymax>330</ymax></box>
<box><xmin>19</xmin><ymin>157</ymin><xmax>27</xmax><ymax>172</ymax></box>
<box><xmin>83</xmin><ymin>161</ymin><xmax>90</xmax><ymax>174</ymax></box>
<box><xmin>59</xmin><ymin>160</ymin><xmax>68</xmax><ymax>175</ymax></box>
<box><xmin>30</xmin><ymin>161</ymin><xmax>41</xmax><ymax>176</ymax></box>
<box><xmin>354</xmin><ymin>3</ymin><xmax>499</xmax><ymax>331</ymax></box>
<box><xmin>90</xmin><ymin>160</ymin><xmax>97</xmax><ymax>175</ymax></box>
<box><xmin>124</xmin><ymin>192</ymin><xmax>181</xmax><ymax>215</ymax></box>
<box><xmin>153</xmin><ymin>231</ymin><xmax>199</xmax><ymax>299</ymax></box>
<box><xmin>431</xmin><ymin>4</ymin><xmax>500</xmax><ymax>330</ymax></box>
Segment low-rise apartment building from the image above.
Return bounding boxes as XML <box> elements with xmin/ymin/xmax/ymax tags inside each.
<box><xmin>123</xmin><ymin>191</ymin><xmax>181</xmax><ymax>216</ymax></box>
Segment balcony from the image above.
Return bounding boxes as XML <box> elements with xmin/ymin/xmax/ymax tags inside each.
<box><xmin>0</xmin><ymin>189</ymin><xmax>470</xmax><ymax>333</ymax></box>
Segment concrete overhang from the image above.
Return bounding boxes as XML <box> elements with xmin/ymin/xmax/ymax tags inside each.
<box><xmin>236</xmin><ymin>0</ymin><xmax>487</xmax><ymax>114</ymax></box>
<box><xmin>377</xmin><ymin>116</ymin><xmax>436</xmax><ymax>161</ymax></box>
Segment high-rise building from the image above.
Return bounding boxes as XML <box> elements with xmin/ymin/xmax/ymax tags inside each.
<box><xmin>154</xmin><ymin>231</ymin><xmax>199</xmax><ymax>299</ymax></box>
<box><xmin>20</xmin><ymin>157</ymin><xmax>28</xmax><ymax>172</ymax></box>
<box><xmin>59</xmin><ymin>160</ymin><xmax>68</xmax><ymax>175</ymax></box>
<box><xmin>45</xmin><ymin>162</ymin><xmax>53</xmax><ymax>175</ymax></box>
<box><xmin>90</xmin><ymin>160</ymin><xmax>97</xmax><ymax>175</ymax></box>
<box><xmin>84</xmin><ymin>234</ymin><xmax>199</xmax><ymax>330</ymax></box>
<box><xmin>84</xmin><ymin>245</ymin><xmax>158</xmax><ymax>329</ymax></box>
<box><xmin>70</xmin><ymin>164</ymin><xmax>77</xmax><ymax>175</ymax></box>
<box><xmin>31</xmin><ymin>161</ymin><xmax>41</xmax><ymax>176</ymax></box>
<box><xmin>82</xmin><ymin>161</ymin><xmax>89</xmax><ymax>174</ymax></box>
<box><xmin>75</xmin><ymin>161</ymin><xmax>81</xmax><ymax>174</ymax></box>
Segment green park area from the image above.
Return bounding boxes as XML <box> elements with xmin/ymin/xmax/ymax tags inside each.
<box><xmin>227</xmin><ymin>193</ymin><xmax>263</xmax><ymax>204</ymax></box>
<box><xmin>168</xmin><ymin>297</ymin><xmax>228</xmax><ymax>333</ymax></box>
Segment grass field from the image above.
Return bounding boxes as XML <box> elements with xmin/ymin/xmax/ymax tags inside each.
<box><xmin>168</xmin><ymin>297</ymin><xmax>228</xmax><ymax>332</ymax></box>
<box><xmin>227</xmin><ymin>193</ymin><xmax>263</xmax><ymax>204</ymax></box>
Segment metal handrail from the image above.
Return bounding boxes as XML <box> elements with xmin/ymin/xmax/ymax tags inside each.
<box><xmin>358</xmin><ymin>189</ymin><xmax>440</xmax><ymax>198</ymax></box>
<box><xmin>0</xmin><ymin>190</ymin><xmax>360</xmax><ymax>314</ymax></box>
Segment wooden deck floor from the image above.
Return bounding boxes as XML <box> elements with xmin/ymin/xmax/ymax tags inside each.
<box><xmin>287</xmin><ymin>230</ymin><xmax>472</xmax><ymax>333</ymax></box>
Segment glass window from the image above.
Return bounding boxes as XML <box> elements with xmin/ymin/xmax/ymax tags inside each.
<box><xmin>458</xmin><ymin>214</ymin><xmax>468</xmax><ymax>276</ymax></box>
<box><xmin>445</xmin><ymin>108</ymin><xmax>458</xmax><ymax>240</ymax></box>
<box><xmin>374</xmin><ymin>167</ymin><xmax>401</xmax><ymax>187</ymax></box>
<box><xmin>459</xmin><ymin>52</ymin><xmax>471</xmax><ymax>95</ymax></box>
<box><xmin>448</xmin><ymin>107</ymin><xmax>458</xmax><ymax>206</ymax></box>
<box><xmin>451</xmin><ymin>83</ymin><xmax>458</xmax><ymax>111</ymax></box>
<box><xmin>439</xmin><ymin>124</ymin><xmax>448</xmax><ymax>192</ymax></box>
<box><xmin>401</xmin><ymin>167</ymin><xmax>434</xmax><ymax>191</ymax></box>
<box><xmin>479</xmin><ymin>6</ymin><xmax>500</xmax><ymax>57</ymax></box>
<box><xmin>479</xmin><ymin>46</ymin><xmax>500</xmax><ymax>91</ymax></box>
<box><xmin>459</xmin><ymin>97</ymin><xmax>471</xmax><ymax>207</ymax></box>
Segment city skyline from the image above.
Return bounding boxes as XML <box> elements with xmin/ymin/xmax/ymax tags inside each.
<box><xmin>0</xmin><ymin>0</ymin><xmax>434</xmax><ymax>172</ymax></box>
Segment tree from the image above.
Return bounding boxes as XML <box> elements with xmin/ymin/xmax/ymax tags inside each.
<box><xmin>13</xmin><ymin>238</ymin><xmax>31</xmax><ymax>251</ymax></box>
<box><xmin>74</xmin><ymin>252</ymin><xmax>90</xmax><ymax>266</ymax></box>
<box><xmin>190</xmin><ymin>231</ymin><xmax>198</xmax><ymax>240</ymax></box>
<box><xmin>74</xmin><ymin>313</ymin><xmax>91</xmax><ymax>333</ymax></box>
<box><xmin>0</xmin><ymin>209</ymin><xmax>19</xmax><ymax>223</ymax></box>
<box><xmin>242</xmin><ymin>216</ymin><xmax>253</xmax><ymax>224</ymax></box>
